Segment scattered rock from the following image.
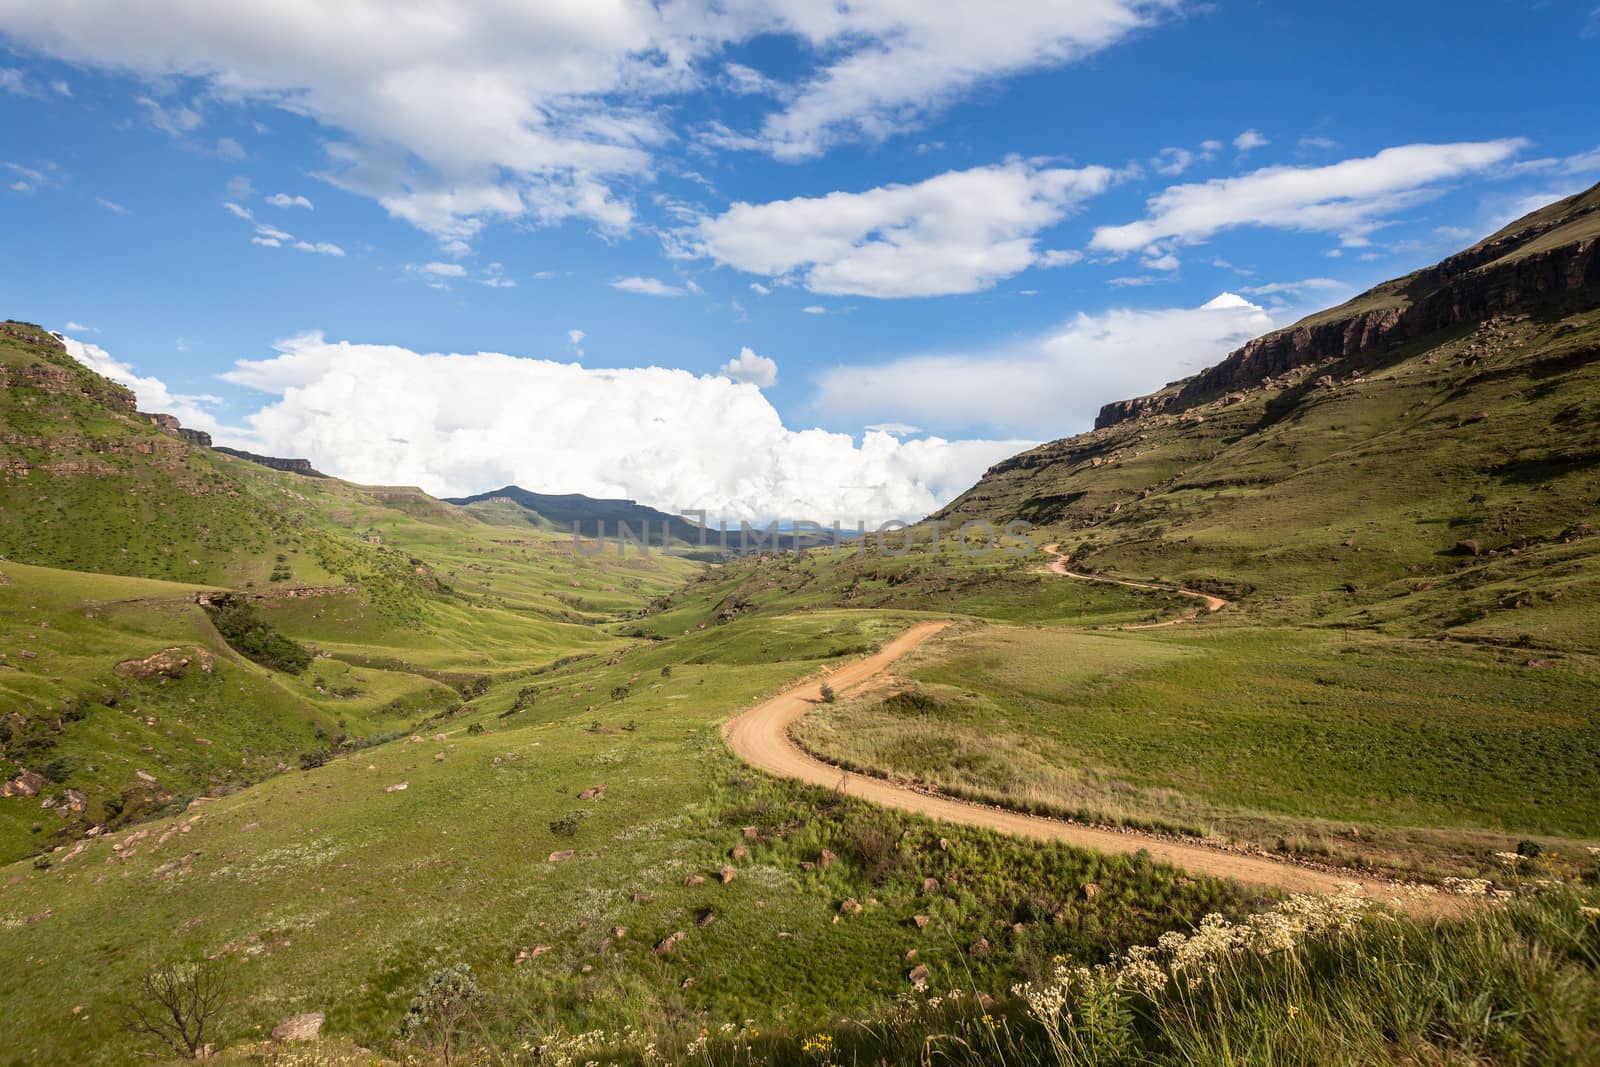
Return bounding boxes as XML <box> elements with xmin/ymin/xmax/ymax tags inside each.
<box><xmin>270</xmin><ymin>1012</ymin><xmax>324</xmax><ymax>1043</ymax></box>
<box><xmin>384</xmin><ymin>782</ymin><xmax>408</xmax><ymax>793</ymax></box>
<box><xmin>742</xmin><ymin>825</ymin><xmax>760</xmax><ymax>841</ymax></box>
<box><xmin>3</xmin><ymin>771</ymin><xmax>47</xmax><ymax>798</ymax></box>
<box><xmin>696</xmin><ymin>910</ymin><xmax>716</xmax><ymax>928</ymax></box>
<box><xmin>731</xmin><ymin>845</ymin><xmax>750</xmax><ymax>861</ymax></box>
<box><xmin>578</xmin><ymin>785</ymin><xmax>607</xmax><ymax>800</ymax></box>
<box><xmin>135</xmin><ymin>770</ymin><xmax>158</xmax><ymax>784</ymax></box>
<box><xmin>718</xmin><ymin>866</ymin><xmax>737</xmax><ymax>884</ymax></box>
<box><xmin>684</xmin><ymin>874</ymin><xmax>706</xmax><ymax>887</ymax></box>
<box><xmin>968</xmin><ymin>938</ymin><xmax>991</xmax><ymax>958</ymax></box>
<box><xmin>612</xmin><ymin>926</ymin><xmax>628</xmax><ymax>940</ymax></box>
<box><xmin>1082</xmin><ymin>882</ymin><xmax>1101</xmax><ymax>900</ymax></box>
<box><xmin>548</xmin><ymin>850</ymin><xmax>575</xmax><ymax>863</ymax></box>
<box><xmin>653</xmin><ymin>931</ymin><xmax>685</xmax><ymax>955</ymax></box>
<box><xmin>938</xmin><ymin>837</ymin><xmax>951</xmax><ymax>852</ymax></box>
<box><xmin>908</xmin><ymin>964</ymin><xmax>929</xmax><ymax>985</ymax></box>
<box><xmin>1454</xmin><ymin>539</ymin><xmax>1482</xmax><ymax>557</ymax></box>
<box><xmin>839</xmin><ymin>897</ymin><xmax>863</xmax><ymax>916</ymax></box>
<box><xmin>114</xmin><ymin>647</ymin><xmax>213</xmax><ymax>680</ymax></box>
<box><xmin>818</xmin><ymin>848</ymin><xmax>837</xmax><ymax>869</ymax></box>
<box><xmin>911</xmin><ymin>914</ymin><xmax>931</xmax><ymax>929</ymax></box>
<box><xmin>432</xmin><ymin>752</ymin><xmax>445</xmax><ymax>762</ymax></box>
<box><xmin>921</xmin><ymin>877</ymin><xmax>940</xmax><ymax>895</ymax></box>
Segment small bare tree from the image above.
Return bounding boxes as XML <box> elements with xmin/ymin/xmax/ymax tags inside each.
<box><xmin>124</xmin><ymin>959</ymin><xmax>228</xmax><ymax>1059</ymax></box>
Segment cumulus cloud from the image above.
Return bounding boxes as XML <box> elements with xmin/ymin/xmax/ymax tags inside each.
<box><xmin>685</xmin><ymin>160</ymin><xmax>1118</xmax><ymax>298</ymax></box>
<box><xmin>815</xmin><ymin>293</ymin><xmax>1279</xmax><ymax>437</ymax></box>
<box><xmin>720</xmin><ymin>346</ymin><xmax>778</xmax><ymax>388</ymax></box>
<box><xmin>0</xmin><ymin>2</ymin><xmax>1163</xmax><ymax>249</ymax></box>
<box><xmin>216</xmin><ymin>332</ymin><xmax>1026</xmax><ymax>523</ymax></box>
<box><xmin>1091</xmin><ymin>140</ymin><xmax>1527</xmax><ymax>254</ymax></box>
<box><xmin>266</xmin><ymin>192</ymin><xmax>314</xmax><ymax>209</ymax></box>
<box><xmin>59</xmin><ymin>335</ymin><xmax>222</xmax><ymax>432</ymax></box>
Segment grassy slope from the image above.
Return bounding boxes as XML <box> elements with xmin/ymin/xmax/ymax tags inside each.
<box><xmin>0</xmin><ymin>323</ymin><xmax>699</xmax><ymax>867</ymax></box>
<box><xmin>0</xmin><ymin>613</ymin><xmax>1260</xmax><ymax>1065</ymax></box>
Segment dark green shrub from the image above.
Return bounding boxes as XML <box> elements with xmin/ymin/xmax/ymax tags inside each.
<box><xmin>205</xmin><ymin>597</ymin><xmax>312</xmax><ymax>675</ymax></box>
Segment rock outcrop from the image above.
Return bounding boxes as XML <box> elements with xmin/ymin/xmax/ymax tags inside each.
<box><xmin>212</xmin><ymin>446</ymin><xmax>324</xmax><ymax>477</ymax></box>
<box><xmin>1095</xmin><ymin>193</ymin><xmax>1600</xmax><ymax>429</ymax></box>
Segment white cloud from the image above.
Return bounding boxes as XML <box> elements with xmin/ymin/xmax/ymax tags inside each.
<box><xmin>802</xmin><ymin>305</ymin><xmax>826</xmax><ymax>314</ymax></box>
<box><xmin>685</xmin><ymin>160</ymin><xmax>1118</xmax><ymax>298</ymax></box>
<box><xmin>419</xmin><ymin>262</ymin><xmax>466</xmax><ymax>278</ymax></box>
<box><xmin>865</xmin><ymin>422</ymin><xmax>923</xmax><ymax>435</ymax></box>
<box><xmin>95</xmin><ymin>196</ymin><xmax>129</xmax><ymax>214</ymax></box>
<box><xmin>612</xmin><ymin>276</ymin><xmax>690</xmax><ymax>297</ymax></box>
<box><xmin>749</xmin><ymin>282</ymin><xmax>772</xmax><ymax>295</ymax></box>
<box><xmin>222</xmin><ymin>201</ymin><xmax>253</xmax><ymax>220</ymax></box>
<box><xmin>567</xmin><ymin>329</ymin><xmax>586</xmax><ymax>346</ymax></box>
<box><xmin>216</xmin><ymin>136</ymin><xmax>246</xmax><ymax>160</ymax></box>
<box><xmin>216</xmin><ymin>332</ymin><xmax>1024</xmax><ymax>523</ymax></box>
<box><xmin>255</xmin><ymin>224</ymin><xmax>292</xmax><ymax>241</ymax></box>
<box><xmin>59</xmin><ymin>335</ymin><xmax>222</xmax><ymax>432</ymax></box>
<box><xmin>739</xmin><ymin>2</ymin><xmax>1166</xmax><ymax>160</ymax></box>
<box><xmin>136</xmin><ymin>95</ymin><xmax>202</xmax><ymax>137</ymax></box>
<box><xmin>1240</xmin><ymin>277</ymin><xmax>1346</xmax><ymax>296</ymax></box>
<box><xmin>5</xmin><ymin>160</ymin><xmax>59</xmax><ymax>193</ymax></box>
<box><xmin>266</xmin><ymin>192</ymin><xmax>314</xmax><ymax>210</ymax></box>
<box><xmin>64</xmin><ymin>320</ymin><xmax>97</xmax><ymax>332</ymax></box>
<box><xmin>815</xmin><ymin>293</ymin><xmax>1279</xmax><ymax>437</ymax></box>
<box><xmin>1233</xmin><ymin>129</ymin><xmax>1268</xmax><ymax>152</ymax></box>
<box><xmin>292</xmin><ymin>240</ymin><xmax>344</xmax><ymax>256</ymax></box>
<box><xmin>1092</xmin><ymin>140</ymin><xmax>1527</xmax><ymax>254</ymax></box>
<box><xmin>720</xmin><ymin>346</ymin><xmax>778</xmax><ymax>388</ymax></box>
<box><xmin>0</xmin><ymin>2</ymin><xmax>1165</xmax><ymax>250</ymax></box>
<box><xmin>1037</xmin><ymin>249</ymin><xmax>1083</xmax><ymax>268</ymax></box>
<box><xmin>251</xmin><ymin>236</ymin><xmax>281</xmax><ymax>248</ymax></box>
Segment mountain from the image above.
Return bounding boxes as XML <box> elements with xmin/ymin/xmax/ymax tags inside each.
<box><xmin>934</xmin><ymin>182</ymin><xmax>1600</xmax><ymax>646</ymax></box>
<box><xmin>445</xmin><ymin>484</ymin><xmax>711</xmax><ymax>546</ymax></box>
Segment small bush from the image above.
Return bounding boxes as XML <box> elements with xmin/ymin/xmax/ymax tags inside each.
<box><xmin>819</xmin><ymin>684</ymin><xmax>837</xmax><ymax>704</ymax></box>
<box><xmin>400</xmin><ymin>963</ymin><xmax>482</xmax><ymax>1065</ymax></box>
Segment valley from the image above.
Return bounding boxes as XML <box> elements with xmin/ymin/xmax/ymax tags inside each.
<box><xmin>3</xmin><ymin>183</ymin><xmax>1600</xmax><ymax>1063</ymax></box>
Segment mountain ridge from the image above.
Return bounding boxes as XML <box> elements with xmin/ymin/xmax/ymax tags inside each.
<box><xmin>1095</xmin><ymin>182</ymin><xmax>1600</xmax><ymax>429</ymax></box>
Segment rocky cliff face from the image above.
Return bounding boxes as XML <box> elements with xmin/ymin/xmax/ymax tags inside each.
<box><xmin>1095</xmin><ymin>192</ymin><xmax>1600</xmax><ymax>429</ymax></box>
<box><xmin>212</xmin><ymin>446</ymin><xmax>323</xmax><ymax>477</ymax></box>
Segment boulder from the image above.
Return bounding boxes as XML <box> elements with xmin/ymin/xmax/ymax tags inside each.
<box><xmin>270</xmin><ymin>1012</ymin><xmax>324</xmax><ymax>1043</ymax></box>
<box><xmin>908</xmin><ymin>964</ymin><xmax>929</xmax><ymax>985</ymax></box>
<box><xmin>839</xmin><ymin>897</ymin><xmax>863</xmax><ymax>916</ymax></box>
<box><xmin>548</xmin><ymin>850</ymin><xmax>575</xmax><ymax>863</ymax></box>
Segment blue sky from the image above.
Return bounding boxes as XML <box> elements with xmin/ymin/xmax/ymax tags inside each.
<box><xmin>2</xmin><ymin>1</ymin><xmax>1596</xmax><ymax>521</ymax></box>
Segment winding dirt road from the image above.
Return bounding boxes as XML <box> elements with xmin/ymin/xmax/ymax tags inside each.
<box><xmin>722</xmin><ymin>562</ymin><xmax>1424</xmax><ymax>902</ymax></box>
<box><xmin>1042</xmin><ymin>542</ymin><xmax>1229</xmax><ymax>623</ymax></box>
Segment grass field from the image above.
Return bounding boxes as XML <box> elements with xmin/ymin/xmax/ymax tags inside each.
<box><xmin>794</xmin><ymin>623</ymin><xmax>1600</xmax><ymax>872</ymax></box>
<box><xmin>0</xmin><ymin>610</ymin><xmax>1262</xmax><ymax>1065</ymax></box>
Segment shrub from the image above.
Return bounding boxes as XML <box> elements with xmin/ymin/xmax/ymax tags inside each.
<box><xmin>466</xmin><ymin>722</ymin><xmax>484</xmax><ymax>736</ymax></box>
<box><xmin>819</xmin><ymin>684</ymin><xmax>837</xmax><ymax>704</ymax></box>
<box><xmin>399</xmin><ymin>963</ymin><xmax>482</xmax><ymax>1066</ymax></box>
<box><xmin>205</xmin><ymin>597</ymin><xmax>312</xmax><ymax>675</ymax></box>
